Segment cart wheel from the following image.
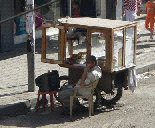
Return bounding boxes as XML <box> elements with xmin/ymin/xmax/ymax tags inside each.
<box><xmin>94</xmin><ymin>86</ymin><xmax>123</xmax><ymax>107</ymax></box>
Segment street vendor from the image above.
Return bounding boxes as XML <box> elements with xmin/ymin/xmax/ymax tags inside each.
<box><xmin>58</xmin><ymin>55</ymin><xmax>102</xmax><ymax>115</ymax></box>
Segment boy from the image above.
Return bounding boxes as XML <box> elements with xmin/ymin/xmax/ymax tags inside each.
<box><xmin>71</xmin><ymin>1</ymin><xmax>80</xmax><ymax>18</ymax></box>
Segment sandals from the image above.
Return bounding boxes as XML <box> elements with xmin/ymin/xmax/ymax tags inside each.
<box><xmin>150</xmin><ymin>36</ymin><xmax>154</xmax><ymax>41</ymax></box>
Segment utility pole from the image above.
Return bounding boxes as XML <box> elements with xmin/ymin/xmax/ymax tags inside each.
<box><xmin>25</xmin><ymin>0</ymin><xmax>35</xmax><ymax>91</ymax></box>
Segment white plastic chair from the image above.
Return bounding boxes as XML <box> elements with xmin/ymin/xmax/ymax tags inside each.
<box><xmin>70</xmin><ymin>80</ymin><xmax>99</xmax><ymax>117</ymax></box>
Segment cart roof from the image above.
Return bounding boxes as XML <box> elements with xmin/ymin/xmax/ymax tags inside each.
<box><xmin>58</xmin><ymin>17</ymin><xmax>137</xmax><ymax>29</ymax></box>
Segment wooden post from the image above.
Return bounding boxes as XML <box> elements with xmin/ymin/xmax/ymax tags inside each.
<box><xmin>26</xmin><ymin>0</ymin><xmax>35</xmax><ymax>92</ymax></box>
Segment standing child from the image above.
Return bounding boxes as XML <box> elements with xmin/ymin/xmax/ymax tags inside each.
<box><xmin>141</xmin><ymin>0</ymin><xmax>155</xmax><ymax>40</ymax></box>
<box><xmin>71</xmin><ymin>1</ymin><xmax>80</xmax><ymax>18</ymax></box>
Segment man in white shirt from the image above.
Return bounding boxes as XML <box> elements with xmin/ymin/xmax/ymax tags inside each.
<box><xmin>123</xmin><ymin>0</ymin><xmax>141</xmax><ymax>22</ymax></box>
<box><xmin>58</xmin><ymin>55</ymin><xmax>102</xmax><ymax>114</ymax></box>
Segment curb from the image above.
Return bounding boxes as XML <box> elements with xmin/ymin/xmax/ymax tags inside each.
<box><xmin>136</xmin><ymin>63</ymin><xmax>155</xmax><ymax>74</ymax></box>
<box><xmin>137</xmin><ymin>39</ymin><xmax>155</xmax><ymax>43</ymax></box>
<box><xmin>0</xmin><ymin>98</ymin><xmax>37</xmax><ymax>119</ymax></box>
<box><xmin>0</xmin><ymin>95</ymin><xmax>53</xmax><ymax>119</ymax></box>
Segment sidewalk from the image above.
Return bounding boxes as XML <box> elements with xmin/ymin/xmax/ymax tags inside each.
<box><xmin>1</xmin><ymin>14</ymin><xmax>155</xmax><ymax>118</ymax></box>
<box><xmin>135</xmin><ymin>14</ymin><xmax>155</xmax><ymax>74</ymax></box>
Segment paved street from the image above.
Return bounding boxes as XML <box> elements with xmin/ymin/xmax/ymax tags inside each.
<box><xmin>0</xmin><ymin>70</ymin><xmax>155</xmax><ymax>128</ymax></box>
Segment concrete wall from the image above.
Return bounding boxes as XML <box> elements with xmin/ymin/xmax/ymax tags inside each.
<box><xmin>0</xmin><ymin>0</ymin><xmax>14</xmax><ymax>52</ymax></box>
<box><xmin>100</xmin><ymin>0</ymin><xmax>106</xmax><ymax>19</ymax></box>
<box><xmin>116</xmin><ymin>0</ymin><xmax>122</xmax><ymax>20</ymax></box>
<box><xmin>99</xmin><ymin>0</ymin><xmax>122</xmax><ymax>20</ymax></box>
<box><xmin>14</xmin><ymin>30</ymin><xmax>42</xmax><ymax>45</ymax></box>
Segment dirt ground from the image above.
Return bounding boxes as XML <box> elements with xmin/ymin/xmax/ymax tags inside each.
<box><xmin>0</xmin><ymin>70</ymin><xmax>155</xmax><ymax>128</ymax></box>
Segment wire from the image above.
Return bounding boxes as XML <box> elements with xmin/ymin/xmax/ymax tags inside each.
<box><xmin>0</xmin><ymin>0</ymin><xmax>60</xmax><ymax>24</ymax></box>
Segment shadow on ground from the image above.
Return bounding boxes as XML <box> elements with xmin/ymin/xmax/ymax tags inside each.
<box><xmin>0</xmin><ymin>38</ymin><xmax>87</xmax><ymax>61</ymax></box>
<box><xmin>135</xmin><ymin>16</ymin><xmax>145</xmax><ymax>21</ymax></box>
<box><xmin>0</xmin><ymin>38</ymin><xmax>42</xmax><ymax>61</ymax></box>
<box><xmin>0</xmin><ymin>102</ymin><xmax>124</xmax><ymax>127</ymax></box>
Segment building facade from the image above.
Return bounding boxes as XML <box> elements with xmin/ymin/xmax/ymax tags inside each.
<box><xmin>0</xmin><ymin>0</ymin><xmax>128</xmax><ymax>52</ymax></box>
<box><xmin>0</xmin><ymin>0</ymin><xmax>14</xmax><ymax>52</ymax></box>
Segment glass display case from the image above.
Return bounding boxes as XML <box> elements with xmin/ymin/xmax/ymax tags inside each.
<box><xmin>41</xmin><ymin>18</ymin><xmax>137</xmax><ymax>72</ymax></box>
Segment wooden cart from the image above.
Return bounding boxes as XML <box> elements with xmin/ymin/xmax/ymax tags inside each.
<box><xmin>41</xmin><ymin>17</ymin><xmax>137</xmax><ymax>106</ymax></box>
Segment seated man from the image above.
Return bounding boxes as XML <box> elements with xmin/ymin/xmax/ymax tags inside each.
<box><xmin>58</xmin><ymin>55</ymin><xmax>102</xmax><ymax>115</ymax></box>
